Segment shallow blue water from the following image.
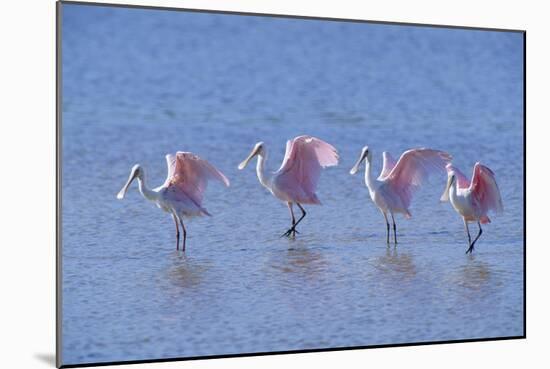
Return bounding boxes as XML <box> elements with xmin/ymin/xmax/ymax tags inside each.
<box><xmin>60</xmin><ymin>4</ymin><xmax>524</xmax><ymax>366</ymax></box>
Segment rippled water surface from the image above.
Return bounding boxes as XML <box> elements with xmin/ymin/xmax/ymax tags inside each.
<box><xmin>61</xmin><ymin>4</ymin><xmax>524</xmax><ymax>365</ymax></box>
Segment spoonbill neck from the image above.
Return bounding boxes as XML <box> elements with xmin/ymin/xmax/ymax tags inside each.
<box><xmin>137</xmin><ymin>175</ymin><xmax>158</xmax><ymax>202</ymax></box>
<box><xmin>256</xmin><ymin>152</ymin><xmax>272</xmax><ymax>189</ymax></box>
<box><xmin>364</xmin><ymin>157</ymin><xmax>377</xmax><ymax>191</ymax></box>
<box><xmin>449</xmin><ymin>178</ymin><xmax>461</xmax><ymax>199</ymax></box>
<box><xmin>448</xmin><ymin>178</ymin><xmax>471</xmax><ymax>215</ymax></box>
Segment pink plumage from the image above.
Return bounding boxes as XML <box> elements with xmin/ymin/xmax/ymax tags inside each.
<box><xmin>470</xmin><ymin>163</ymin><xmax>504</xmax><ymax>214</ymax></box>
<box><xmin>117</xmin><ymin>151</ymin><xmax>230</xmax><ymax>251</ymax></box>
<box><xmin>238</xmin><ymin>135</ymin><xmax>339</xmax><ymax>237</ymax></box>
<box><xmin>442</xmin><ymin>162</ymin><xmax>503</xmax><ymax>252</ymax></box>
<box><xmin>273</xmin><ymin>135</ymin><xmax>339</xmax><ymax>204</ymax></box>
<box><xmin>445</xmin><ymin>162</ymin><xmax>503</xmax><ymax>224</ymax></box>
<box><xmin>384</xmin><ymin>148</ymin><xmax>453</xmax><ymax>209</ymax></box>
<box><xmin>445</xmin><ymin>163</ymin><xmax>470</xmax><ymax>189</ymax></box>
<box><xmin>468</xmin><ymin>163</ymin><xmax>503</xmax><ymax>224</ymax></box>
<box><xmin>163</xmin><ymin>152</ymin><xmax>230</xmax><ymax>216</ymax></box>
<box><xmin>350</xmin><ymin>146</ymin><xmax>452</xmax><ymax>243</ymax></box>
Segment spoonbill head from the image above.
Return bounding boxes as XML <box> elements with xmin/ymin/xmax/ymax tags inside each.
<box><xmin>349</xmin><ymin>146</ymin><xmax>371</xmax><ymax>175</ymax></box>
<box><xmin>238</xmin><ymin>135</ymin><xmax>339</xmax><ymax>237</ymax></box>
<box><xmin>350</xmin><ymin>146</ymin><xmax>452</xmax><ymax>244</ymax></box>
<box><xmin>117</xmin><ymin>152</ymin><xmax>230</xmax><ymax>251</ymax></box>
<box><xmin>238</xmin><ymin>141</ymin><xmax>265</xmax><ymax>170</ymax></box>
<box><xmin>117</xmin><ymin>164</ymin><xmax>143</xmax><ymax>200</ymax></box>
<box><xmin>440</xmin><ymin>162</ymin><xmax>503</xmax><ymax>253</ymax></box>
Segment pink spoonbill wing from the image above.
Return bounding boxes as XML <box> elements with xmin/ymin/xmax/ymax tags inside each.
<box><xmin>274</xmin><ymin>135</ymin><xmax>339</xmax><ymax>204</ymax></box>
<box><xmin>446</xmin><ymin>163</ymin><xmax>470</xmax><ymax>189</ymax></box>
<box><xmin>385</xmin><ymin>148</ymin><xmax>452</xmax><ymax>206</ymax></box>
<box><xmin>469</xmin><ymin>162</ymin><xmax>504</xmax><ymax>215</ymax></box>
<box><xmin>163</xmin><ymin>152</ymin><xmax>230</xmax><ymax>207</ymax></box>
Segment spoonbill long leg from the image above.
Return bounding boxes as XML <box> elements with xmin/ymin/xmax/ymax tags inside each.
<box><xmin>172</xmin><ymin>213</ymin><xmax>180</xmax><ymax>250</ymax></box>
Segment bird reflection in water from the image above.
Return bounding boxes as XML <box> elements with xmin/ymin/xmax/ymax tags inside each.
<box><xmin>165</xmin><ymin>252</ymin><xmax>210</xmax><ymax>290</ymax></box>
<box><xmin>372</xmin><ymin>246</ymin><xmax>417</xmax><ymax>281</ymax></box>
<box><xmin>268</xmin><ymin>243</ymin><xmax>329</xmax><ymax>283</ymax></box>
<box><xmin>456</xmin><ymin>258</ymin><xmax>491</xmax><ymax>291</ymax></box>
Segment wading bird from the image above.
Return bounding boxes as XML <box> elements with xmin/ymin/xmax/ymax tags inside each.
<box><xmin>350</xmin><ymin>147</ymin><xmax>452</xmax><ymax>243</ymax></box>
<box><xmin>238</xmin><ymin>135</ymin><xmax>339</xmax><ymax>237</ymax></box>
<box><xmin>117</xmin><ymin>152</ymin><xmax>230</xmax><ymax>251</ymax></box>
<box><xmin>440</xmin><ymin>163</ymin><xmax>503</xmax><ymax>253</ymax></box>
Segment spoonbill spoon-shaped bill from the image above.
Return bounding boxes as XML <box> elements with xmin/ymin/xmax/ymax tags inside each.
<box><xmin>440</xmin><ymin>162</ymin><xmax>503</xmax><ymax>254</ymax></box>
<box><xmin>117</xmin><ymin>152</ymin><xmax>230</xmax><ymax>251</ymax></box>
<box><xmin>350</xmin><ymin>146</ymin><xmax>452</xmax><ymax>243</ymax></box>
<box><xmin>238</xmin><ymin>135</ymin><xmax>339</xmax><ymax>237</ymax></box>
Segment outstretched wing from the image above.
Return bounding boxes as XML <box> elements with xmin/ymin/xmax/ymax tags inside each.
<box><xmin>274</xmin><ymin>135</ymin><xmax>339</xmax><ymax>204</ymax></box>
<box><xmin>384</xmin><ymin>148</ymin><xmax>452</xmax><ymax>207</ymax></box>
<box><xmin>163</xmin><ymin>152</ymin><xmax>230</xmax><ymax>207</ymax></box>
<box><xmin>469</xmin><ymin>162</ymin><xmax>503</xmax><ymax>215</ymax></box>
<box><xmin>446</xmin><ymin>163</ymin><xmax>471</xmax><ymax>189</ymax></box>
<box><xmin>377</xmin><ymin>151</ymin><xmax>397</xmax><ymax>180</ymax></box>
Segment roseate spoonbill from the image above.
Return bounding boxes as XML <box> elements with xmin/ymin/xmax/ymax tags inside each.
<box><xmin>350</xmin><ymin>147</ymin><xmax>452</xmax><ymax>243</ymax></box>
<box><xmin>238</xmin><ymin>135</ymin><xmax>339</xmax><ymax>237</ymax></box>
<box><xmin>440</xmin><ymin>163</ymin><xmax>503</xmax><ymax>253</ymax></box>
<box><xmin>117</xmin><ymin>152</ymin><xmax>230</xmax><ymax>251</ymax></box>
